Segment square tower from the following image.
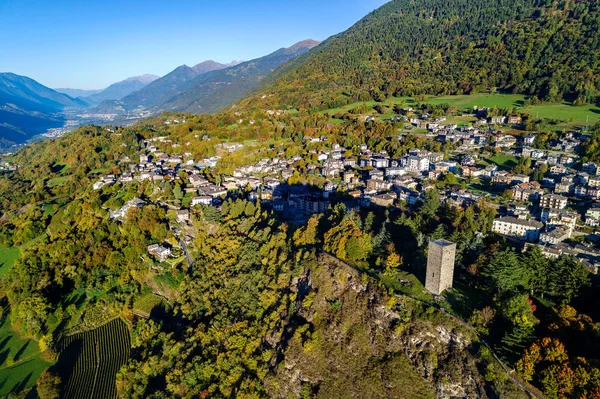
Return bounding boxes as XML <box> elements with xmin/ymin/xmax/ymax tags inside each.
<box><xmin>425</xmin><ymin>239</ymin><xmax>456</xmax><ymax>295</ymax></box>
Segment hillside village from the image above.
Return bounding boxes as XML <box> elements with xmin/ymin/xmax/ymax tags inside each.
<box><xmin>79</xmin><ymin>107</ymin><xmax>600</xmax><ymax>274</ymax></box>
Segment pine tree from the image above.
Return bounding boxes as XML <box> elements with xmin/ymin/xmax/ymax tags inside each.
<box><xmin>372</xmin><ymin>223</ymin><xmax>391</xmax><ymax>258</ymax></box>
<box><xmin>521</xmin><ymin>246</ymin><xmax>550</xmax><ymax>297</ymax></box>
<box><xmin>502</xmin><ymin>323</ymin><xmax>536</xmax><ymax>356</ymax></box>
<box><xmin>420</xmin><ymin>189</ymin><xmax>441</xmax><ymax>219</ymax></box>
<box><xmin>483</xmin><ymin>249</ymin><xmax>531</xmax><ymax>294</ymax></box>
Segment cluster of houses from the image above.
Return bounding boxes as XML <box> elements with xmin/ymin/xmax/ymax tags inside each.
<box><xmin>90</xmin><ymin>122</ymin><xmax>600</xmax><ymax>272</ymax></box>
<box><xmin>0</xmin><ymin>163</ymin><xmax>17</xmax><ymax>172</ymax></box>
<box><xmin>491</xmin><ymin>165</ymin><xmax>600</xmax><ymax>272</ymax></box>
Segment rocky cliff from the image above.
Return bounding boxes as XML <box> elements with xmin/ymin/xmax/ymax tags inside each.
<box><xmin>266</xmin><ymin>253</ymin><xmax>529</xmax><ymax>399</ymax></box>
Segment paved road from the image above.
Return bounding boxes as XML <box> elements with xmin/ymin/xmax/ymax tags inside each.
<box><xmin>179</xmin><ymin>239</ymin><xmax>194</xmax><ymax>274</ymax></box>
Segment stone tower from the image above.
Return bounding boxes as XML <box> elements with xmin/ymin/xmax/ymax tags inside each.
<box><xmin>425</xmin><ymin>239</ymin><xmax>456</xmax><ymax>295</ymax></box>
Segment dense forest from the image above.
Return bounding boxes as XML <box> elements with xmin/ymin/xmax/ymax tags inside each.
<box><xmin>244</xmin><ymin>0</ymin><xmax>600</xmax><ymax>111</ymax></box>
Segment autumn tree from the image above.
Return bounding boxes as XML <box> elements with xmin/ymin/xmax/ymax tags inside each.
<box><xmin>384</xmin><ymin>243</ymin><xmax>402</xmax><ymax>273</ymax></box>
<box><xmin>324</xmin><ymin>218</ymin><xmax>372</xmax><ymax>261</ymax></box>
<box><xmin>37</xmin><ymin>369</ymin><xmax>61</xmax><ymax>399</ymax></box>
<box><xmin>293</xmin><ymin>214</ymin><xmax>322</xmax><ymax>247</ymax></box>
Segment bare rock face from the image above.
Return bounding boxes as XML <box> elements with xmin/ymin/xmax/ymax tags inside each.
<box><xmin>265</xmin><ymin>254</ymin><xmax>526</xmax><ymax>399</ymax></box>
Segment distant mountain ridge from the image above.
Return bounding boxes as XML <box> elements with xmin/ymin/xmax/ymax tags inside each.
<box><xmin>0</xmin><ymin>73</ymin><xmax>76</xmax><ymax>146</ymax></box>
<box><xmin>55</xmin><ymin>88</ymin><xmax>102</xmax><ymax>98</ymax></box>
<box><xmin>84</xmin><ymin>74</ymin><xmax>160</xmax><ymax>104</ymax></box>
<box><xmin>160</xmin><ymin>39</ymin><xmax>320</xmax><ymax>113</ymax></box>
<box><xmin>93</xmin><ymin>41</ymin><xmax>315</xmax><ymax>116</ymax></box>
<box><xmin>107</xmin><ymin>61</ymin><xmax>235</xmax><ymax>112</ymax></box>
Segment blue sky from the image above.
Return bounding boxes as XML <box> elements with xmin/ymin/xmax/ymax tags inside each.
<box><xmin>0</xmin><ymin>0</ymin><xmax>389</xmax><ymax>89</ymax></box>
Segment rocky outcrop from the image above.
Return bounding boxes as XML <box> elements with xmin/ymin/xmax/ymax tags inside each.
<box><xmin>266</xmin><ymin>254</ymin><xmax>528</xmax><ymax>399</ymax></box>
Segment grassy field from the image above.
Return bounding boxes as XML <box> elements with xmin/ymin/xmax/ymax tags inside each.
<box><xmin>46</xmin><ymin>175</ymin><xmax>71</xmax><ymax>188</ymax></box>
<box><xmin>133</xmin><ymin>293</ymin><xmax>168</xmax><ymax>320</ymax></box>
<box><xmin>133</xmin><ymin>294</ymin><xmax>166</xmax><ymax>316</ymax></box>
<box><xmin>430</xmin><ymin>94</ymin><xmax>600</xmax><ymax>125</ymax></box>
<box><xmin>87</xmin><ymin>167</ymin><xmax>111</xmax><ymax>175</ymax></box>
<box><xmin>154</xmin><ymin>272</ymin><xmax>182</xmax><ymax>290</ymax></box>
<box><xmin>322</xmin><ymin>93</ymin><xmax>600</xmax><ymax>126</ymax></box>
<box><xmin>424</xmin><ymin>93</ymin><xmax>526</xmax><ymax>109</ymax></box>
<box><xmin>0</xmin><ymin>317</ymin><xmax>51</xmax><ymax>396</ymax></box>
<box><xmin>525</xmin><ymin>102</ymin><xmax>600</xmax><ymax>124</ymax></box>
<box><xmin>442</xmin><ymin>115</ymin><xmax>478</xmax><ymax>126</ymax></box>
<box><xmin>0</xmin><ymin>246</ymin><xmax>20</xmax><ymax>279</ymax></box>
<box><xmin>477</xmin><ymin>154</ymin><xmax>519</xmax><ymax>171</ymax></box>
<box><xmin>378</xmin><ymin>270</ymin><xmax>434</xmax><ymax>302</ymax></box>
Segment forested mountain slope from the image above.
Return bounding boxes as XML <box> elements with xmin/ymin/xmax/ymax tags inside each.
<box><xmin>160</xmin><ymin>39</ymin><xmax>320</xmax><ymax>113</ymax></box>
<box><xmin>243</xmin><ymin>0</ymin><xmax>600</xmax><ymax>111</ymax></box>
<box><xmin>84</xmin><ymin>74</ymin><xmax>159</xmax><ymax>104</ymax></box>
<box><xmin>103</xmin><ymin>61</ymin><xmax>230</xmax><ymax>112</ymax></box>
<box><xmin>0</xmin><ymin>73</ymin><xmax>83</xmax><ymax>146</ymax></box>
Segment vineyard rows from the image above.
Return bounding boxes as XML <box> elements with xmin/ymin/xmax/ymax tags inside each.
<box><xmin>56</xmin><ymin>318</ymin><xmax>131</xmax><ymax>399</ymax></box>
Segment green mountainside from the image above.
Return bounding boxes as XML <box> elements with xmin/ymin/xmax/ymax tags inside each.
<box><xmin>243</xmin><ymin>0</ymin><xmax>600</xmax><ymax>111</ymax></box>
<box><xmin>160</xmin><ymin>39</ymin><xmax>320</xmax><ymax>114</ymax></box>
<box><xmin>2</xmin><ymin>0</ymin><xmax>600</xmax><ymax>397</ymax></box>
<box><xmin>0</xmin><ymin>73</ymin><xmax>84</xmax><ymax>146</ymax></box>
<box><xmin>1</xmin><ymin>110</ymin><xmax>598</xmax><ymax>397</ymax></box>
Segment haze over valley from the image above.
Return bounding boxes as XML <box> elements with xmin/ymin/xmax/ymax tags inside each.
<box><xmin>0</xmin><ymin>39</ymin><xmax>319</xmax><ymax>150</ymax></box>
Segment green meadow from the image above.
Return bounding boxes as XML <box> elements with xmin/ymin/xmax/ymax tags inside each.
<box><xmin>0</xmin><ymin>317</ymin><xmax>51</xmax><ymax>396</ymax></box>
<box><xmin>322</xmin><ymin>93</ymin><xmax>600</xmax><ymax>126</ymax></box>
<box><xmin>0</xmin><ymin>247</ymin><xmax>19</xmax><ymax>279</ymax></box>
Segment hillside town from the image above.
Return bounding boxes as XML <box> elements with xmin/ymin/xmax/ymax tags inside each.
<box><xmin>81</xmin><ymin>109</ymin><xmax>600</xmax><ymax>273</ymax></box>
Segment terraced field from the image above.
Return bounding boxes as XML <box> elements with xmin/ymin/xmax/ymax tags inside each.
<box><xmin>56</xmin><ymin>318</ymin><xmax>131</xmax><ymax>399</ymax></box>
<box><xmin>133</xmin><ymin>293</ymin><xmax>167</xmax><ymax>318</ymax></box>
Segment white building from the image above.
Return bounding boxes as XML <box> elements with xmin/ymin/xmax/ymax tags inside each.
<box><xmin>492</xmin><ymin>217</ymin><xmax>543</xmax><ymax>242</ymax></box>
<box><xmin>540</xmin><ymin>194</ymin><xmax>568</xmax><ymax>210</ymax></box>
<box><xmin>192</xmin><ymin>196</ymin><xmax>213</xmax><ymax>206</ymax></box>
<box><xmin>147</xmin><ymin>244</ymin><xmax>172</xmax><ymax>262</ymax></box>
<box><xmin>402</xmin><ymin>156</ymin><xmax>429</xmax><ymax>173</ymax></box>
<box><xmin>176</xmin><ymin>209</ymin><xmax>190</xmax><ymax>223</ymax></box>
<box><xmin>541</xmin><ymin>208</ymin><xmax>577</xmax><ymax>236</ymax></box>
<box><xmin>109</xmin><ymin>197</ymin><xmax>145</xmax><ymax>221</ymax></box>
<box><xmin>586</xmin><ymin>203</ymin><xmax>600</xmax><ymax>227</ymax></box>
<box><xmin>372</xmin><ymin>157</ymin><xmax>389</xmax><ymax>168</ymax></box>
<box><xmin>539</xmin><ymin>227</ymin><xmax>570</xmax><ymax>245</ymax></box>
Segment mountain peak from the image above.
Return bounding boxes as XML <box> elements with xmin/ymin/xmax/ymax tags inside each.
<box><xmin>192</xmin><ymin>60</ymin><xmax>227</xmax><ymax>73</ymax></box>
<box><xmin>84</xmin><ymin>74</ymin><xmax>160</xmax><ymax>103</ymax></box>
<box><xmin>226</xmin><ymin>60</ymin><xmax>244</xmax><ymax>67</ymax></box>
<box><xmin>285</xmin><ymin>39</ymin><xmax>321</xmax><ymax>53</ymax></box>
<box><xmin>124</xmin><ymin>74</ymin><xmax>159</xmax><ymax>84</ymax></box>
